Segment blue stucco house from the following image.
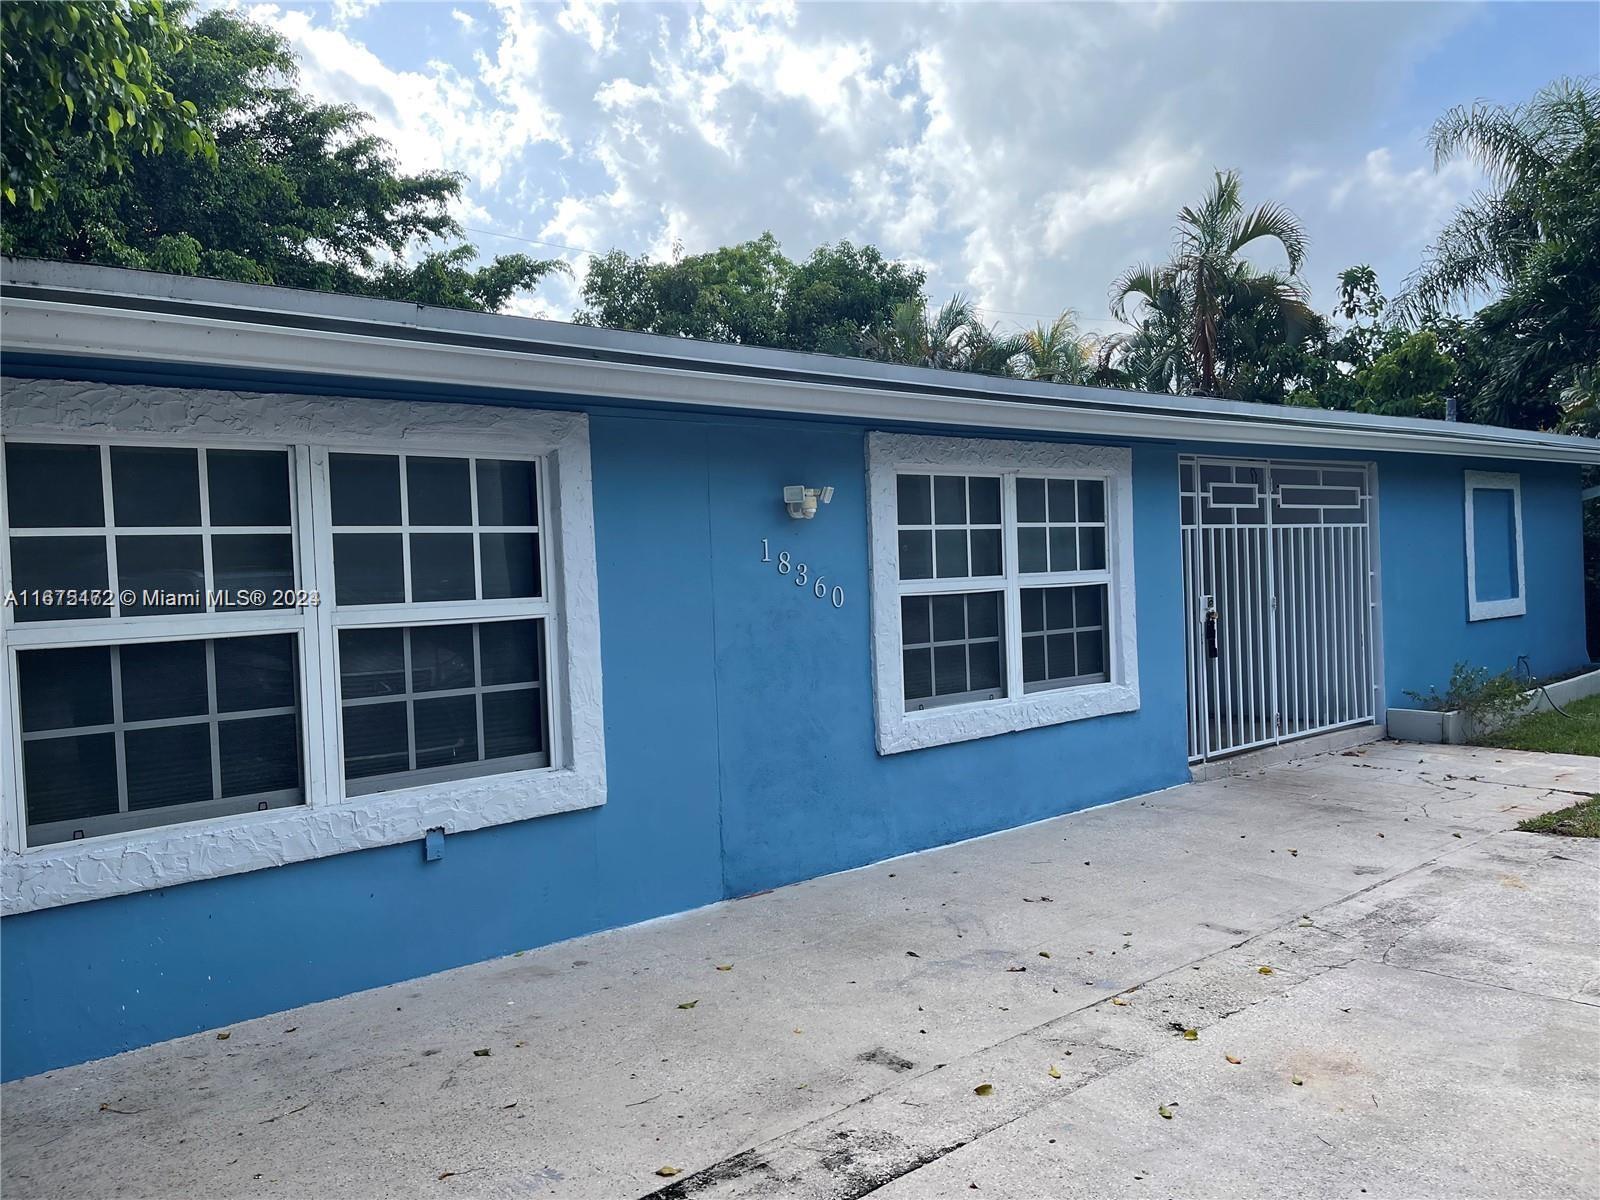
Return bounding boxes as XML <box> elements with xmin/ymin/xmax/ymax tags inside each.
<box><xmin>1</xmin><ymin>259</ymin><xmax>1594</xmax><ymax>1081</ymax></box>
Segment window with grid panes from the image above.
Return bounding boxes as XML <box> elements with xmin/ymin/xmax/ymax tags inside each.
<box><xmin>893</xmin><ymin>470</ymin><xmax>1113</xmax><ymax>711</ymax></box>
<box><xmin>325</xmin><ymin>450</ymin><xmax>552</xmax><ymax>794</ymax></box>
<box><xmin>3</xmin><ymin>438</ymin><xmax>559</xmax><ymax>845</ymax></box>
<box><xmin>3</xmin><ymin>440</ymin><xmax>307</xmax><ymax>844</ymax></box>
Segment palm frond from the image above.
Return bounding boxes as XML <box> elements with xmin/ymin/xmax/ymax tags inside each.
<box><xmin>1229</xmin><ymin>201</ymin><xmax>1308</xmax><ymax>273</ymax></box>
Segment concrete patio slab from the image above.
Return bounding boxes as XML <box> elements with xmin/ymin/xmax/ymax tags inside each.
<box><xmin>2</xmin><ymin>741</ymin><xmax>1596</xmax><ymax>1199</ymax></box>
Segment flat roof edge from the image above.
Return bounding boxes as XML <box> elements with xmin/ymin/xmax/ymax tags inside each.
<box><xmin>3</xmin><ymin>258</ymin><xmax>1597</xmax><ymax>465</ymax></box>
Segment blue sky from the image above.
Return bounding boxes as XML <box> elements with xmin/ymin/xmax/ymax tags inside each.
<box><xmin>237</xmin><ymin>1</ymin><xmax>1599</xmax><ymax>333</ymax></box>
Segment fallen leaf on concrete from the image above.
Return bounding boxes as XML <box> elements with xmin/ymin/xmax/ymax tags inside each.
<box><xmin>906</xmin><ymin>951</ymin><xmax>920</xmax><ymax>958</ymax></box>
<box><xmin>473</xmin><ymin>1049</ymin><xmax>492</xmax><ymax>1057</ymax></box>
<box><xmin>439</xmin><ymin>1171</ymin><xmax>457</xmax><ymax>1181</ymax></box>
<box><xmin>1258</xmin><ymin>966</ymin><xmax>1274</xmax><ymax>975</ymax></box>
<box><xmin>216</xmin><ymin>1032</ymin><xmax>231</xmax><ymax>1041</ymax></box>
<box><xmin>1158</xmin><ymin>1105</ymin><xmax>1173</xmax><ymax>1119</ymax></box>
<box><xmin>1377</xmin><ymin>833</ymin><xmax>1385</xmax><ymax>838</ymax></box>
<box><xmin>1038</xmin><ymin>951</ymin><xmax>1051</xmax><ymax>958</ymax></box>
<box><xmin>1182</xmin><ymin>1029</ymin><xmax>1199</xmax><ymax>1041</ymax></box>
<box><xmin>656</xmin><ymin>1166</ymin><xmax>680</xmax><ymax>1177</ymax></box>
<box><xmin>98</xmin><ymin>1103</ymin><xmax>142</xmax><ymax>1115</ymax></box>
<box><xmin>502</xmin><ymin>1103</ymin><xmax>517</xmax><ymax>1110</ymax></box>
<box><xmin>794</xmin><ymin>1028</ymin><xmax>803</xmax><ymax>1034</ymax></box>
<box><xmin>715</xmin><ymin>964</ymin><xmax>733</xmax><ymax>971</ymax></box>
<box><xmin>677</xmin><ymin>1000</ymin><xmax>699</xmax><ymax>1010</ymax></box>
<box><xmin>1006</xmin><ymin>966</ymin><xmax>1027</xmax><ymax>973</ymax></box>
<box><xmin>1292</xmin><ymin>1075</ymin><xmax>1304</xmax><ymax>1086</ymax></box>
<box><xmin>1225</xmin><ymin>1054</ymin><xmax>1242</xmax><ymax>1065</ymax></box>
<box><xmin>1111</xmin><ymin>997</ymin><xmax>1130</xmax><ymax>1006</ymax></box>
<box><xmin>1288</xmin><ymin>849</ymin><xmax>1299</xmax><ymax>857</ymax></box>
<box><xmin>284</xmin><ymin>1027</ymin><xmax>297</xmax><ymax>1034</ymax></box>
<box><xmin>1048</xmin><ymin>1065</ymin><xmax>1062</xmax><ymax>1079</ymax></box>
<box><xmin>973</xmin><ymin>1084</ymin><xmax>994</xmax><ymax>1096</ymax></box>
<box><xmin>514</xmin><ymin>1041</ymin><xmax>527</xmax><ymax>1049</ymax></box>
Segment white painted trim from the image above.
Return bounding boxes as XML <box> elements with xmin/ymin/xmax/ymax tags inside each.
<box><xmin>1463</xmin><ymin>470</ymin><xmax>1527</xmax><ymax>622</ymax></box>
<box><xmin>0</xmin><ymin>378</ymin><xmax>605</xmax><ymax>914</ymax></box>
<box><xmin>4</xmin><ymin>284</ymin><xmax>1599</xmax><ymax>466</ymax></box>
<box><xmin>867</xmin><ymin>433</ymin><xmax>1139</xmax><ymax>755</ymax></box>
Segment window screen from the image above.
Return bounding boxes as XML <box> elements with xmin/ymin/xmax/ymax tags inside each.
<box><xmin>4</xmin><ymin>442</ymin><xmax>295</xmax><ymax>621</ymax></box>
<box><xmin>328</xmin><ymin>453</ymin><xmax>540</xmax><ymax>607</ymax></box>
<box><xmin>16</xmin><ymin>634</ymin><xmax>303</xmax><ymax>845</ymax></box>
<box><xmin>338</xmin><ymin>618</ymin><xmax>548</xmax><ymax>794</ymax></box>
<box><xmin>893</xmin><ymin>467</ymin><xmax>1115</xmax><ymax>714</ymax></box>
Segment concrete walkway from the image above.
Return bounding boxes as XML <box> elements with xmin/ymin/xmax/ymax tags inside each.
<box><xmin>3</xmin><ymin>742</ymin><xmax>1597</xmax><ymax>1200</ymax></box>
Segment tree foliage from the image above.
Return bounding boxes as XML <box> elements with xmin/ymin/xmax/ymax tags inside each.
<box><xmin>574</xmin><ymin>234</ymin><xmax>925</xmax><ymax>355</ymax></box>
<box><xmin>1</xmin><ymin>0</ymin><xmax>213</xmax><ymax>210</ymax></box>
<box><xmin>1</xmin><ymin>7</ymin><xmax>562</xmax><ymax>311</ymax></box>
<box><xmin>1106</xmin><ymin>170</ymin><xmax>1319</xmax><ymax>398</ymax></box>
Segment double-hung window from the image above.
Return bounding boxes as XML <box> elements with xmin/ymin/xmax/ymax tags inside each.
<box><xmin>1</xmin><ymin>382</ymin><xmax>604</xmax><ymax>914</ymax></box>
<box><xmin>868</xmin><ymin>433</ymin><xmax>1138</xmax><ymax>754</ymax></box>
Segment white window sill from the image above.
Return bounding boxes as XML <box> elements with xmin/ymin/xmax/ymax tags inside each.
<box><xmin>1467</xmin><ymin>597</ymin><xmax>1527</xmax><ymax>622</ymax></box>
<box><xmin>882</xmin><ymin>680</ymin><xmax>1140</xmax><ymax>755</ymax></box>
<box><xmin>1</xmin><ymin>765</ymin><xmax>605</xmax><ymax>915</ymax></box>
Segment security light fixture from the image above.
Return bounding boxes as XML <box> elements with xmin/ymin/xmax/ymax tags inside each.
<box><xmin>784</xmin><ymin>485</ymin><xmax>834</xmax><ymax>519</ymax></box>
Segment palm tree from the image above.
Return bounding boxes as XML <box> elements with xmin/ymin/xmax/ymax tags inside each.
<box><xmin>1016</xmin><ymin>311</ymin><xmax>1096</xmax><ymax>384</ymax></box>
<box><xmin>1391</xmin><ymin>77</ymin><xmax>1599</xmax><ymax>326</ymax></box>
<box><xmin>1109</xmin><ymin>169</ymin><xmax>1313</xmax><ymax>395</ymax></box>
<box><xmin>861</xmin><ymin>294</ymin><xmax>1025</xmax><ymax>376</ymax></box>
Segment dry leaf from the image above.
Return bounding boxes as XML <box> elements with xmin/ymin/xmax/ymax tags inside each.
<box><xmin>1182</xmin><ymin>1029</ymin><xmax>1198</xmax><ymax>1041</ymax></box>
<box><xmin>677</xmin><ymin>1000</ymin><xmax>699</xmax><ymax>1010</ymax></box>
<box><xmin>656</xmin><ymin>1166</ymin><xmax>680</xmax><ymax>1177</ymax></box>
<box><xmin>1048</xmin><ymin>1064</ymin><xmax>1062</xmax><ymax>1079</ymax></box>
<box><xmin>216</xmin><ymin>1032</ymin><xmax>231</xmax><ymax>1041</ymax></box>
<box><xmin>1225</xmin><ymin>1054</ymin><xmax>1242</xmax><ymax>1065</ymax></box>
<box><xmin>1292</xmin><ymin>1075</ymin><xmax>1304</xmax><ymax>1086</ymax></box>
<box><xmin>473</xmin><ymin>1048</ymin><xmax>491</xmax><ymax>1057</ymax></box>
<box><xmin>973</xmin><ymin>1083</ymin><xmax>994</xmax><ymax>1096</ymax></box>
<box><xmin>1038</xmin><ymin>951</ymin><xmax>1051</xmax><ymax>958</ymax></box>
<box><xmin>1157</xmin><ymin>1104</ymin><xmax>1173</xmax><ymax>1120</ymax></box>
<box><xmin>906</xmin><ymin>951</ymin><xmax>920</xmax><ymax>958</ymax></box>
<box><xmin>715</xmin><ymin>964</ymin><xmax>733</xmax><ymax>971</ymax></box>
<box><xmin>1111</xmin><ymin>996</ymin><xmax>1129</xmax><ymax>1006</ymax></box>
<box><xmin>438</xmin><ymin>1171</ymin><xmax>456</xmax><ymax>1181</ymax></box>
<box><xmin>1257</xmin><ymin>966</ymin><xmax>1274</xmax><ymax>976</ymax></box>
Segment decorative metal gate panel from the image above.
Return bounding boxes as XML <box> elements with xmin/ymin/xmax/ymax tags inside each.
<box><xmin>1181</xmin><ymin>458</ymin><xmax>1377</xmax><ymax>763</ymax></box>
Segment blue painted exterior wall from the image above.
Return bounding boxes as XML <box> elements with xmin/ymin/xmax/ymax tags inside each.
<box><xmin>1374</xmin><ymin>455</ymin><xmax>1587</xmax><ymax>705</ymax></box>
<box><xmin>1</xmin><ymin>386</ymin><xmax>1589</xmax><ymax>1082</ymax></box>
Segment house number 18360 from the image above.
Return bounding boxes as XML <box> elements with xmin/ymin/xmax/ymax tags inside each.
<box><xmin>761</xmin><ymin>539</ymin><xmax>846</xmax><ymax>608</ymax></box>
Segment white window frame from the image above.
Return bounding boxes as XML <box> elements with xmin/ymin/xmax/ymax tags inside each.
<box><xmin>1463</xmin><ymin>470</ymin><xmax>1526</xmax><ymax>622</ymax></box>
<box><xmin>868</xmin><ymin>432</ymin><xmax>1139</xmax><ymax>754</ymax></box>
<box><xmin>0</xmin><ymin>378</ymin><xmax>605</xmax><ymax>914</ymax></box>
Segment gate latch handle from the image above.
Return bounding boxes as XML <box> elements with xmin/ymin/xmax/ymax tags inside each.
<box><xmin>1204</xmin><ymin>607</ymin><xmax>1220</xmax><ymax>659</ymax></box>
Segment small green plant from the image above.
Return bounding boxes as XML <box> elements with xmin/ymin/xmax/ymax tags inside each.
<box><xmin>1404</xmin><ymin>662</ymin><xmax>1528</xmax><ymax>730</ymax></box>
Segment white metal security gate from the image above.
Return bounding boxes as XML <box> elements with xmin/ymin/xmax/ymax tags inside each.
<box><xmin>1181</xmin><ymin>457</ymin><xmax>1378</xmax><ymax>762</ymax></box>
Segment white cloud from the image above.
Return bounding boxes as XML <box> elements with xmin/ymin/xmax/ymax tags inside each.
<box><xmin>230</xmin><ymin>0</ymin><xmax>1556</xmax><ymax>326</ymax></box>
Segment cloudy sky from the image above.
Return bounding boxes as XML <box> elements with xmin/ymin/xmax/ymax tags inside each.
<box><xmin>237</xmin><ymin>0</ymin><xmax>1596</xmax><ymax>335</ymax></box>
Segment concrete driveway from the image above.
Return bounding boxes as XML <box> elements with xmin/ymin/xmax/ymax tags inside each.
<box><xmin>3</xmin><ymin>741</ymin><xmax>1597</xmax><ymax>1200</ymax></box>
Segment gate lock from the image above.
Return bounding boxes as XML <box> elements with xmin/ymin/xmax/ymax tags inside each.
<box><xmin>1202</xmin><ymin>596</ymin><xmax>1220</xmax><ymax>660</ymax></box>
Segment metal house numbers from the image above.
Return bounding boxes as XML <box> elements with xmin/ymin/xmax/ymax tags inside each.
<box><xmin>760</xmin><ymin>538</ymin><xmax>846</xmax><ymax>608</ymax></box>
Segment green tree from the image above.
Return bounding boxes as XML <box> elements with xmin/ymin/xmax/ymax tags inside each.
<box><xmin>780</xmin><ymin>241</ymin><xmax>926</xmax><ymax>356</ymax></box>
<box><xmin>1</xmin><ymin>0</ymin><xmax>212</xmax><ymax>210</ymax></box>
<box><xmin>860</xmin><ymin>294</ymin><xmax>1024</xmax><ymax>376</ymax></box>
<box><xmin>1</xmin><ymin>9</ymin><xmax>563</xmax><ymax>311</ymax></box>
<box><xmin>1391</xmin><ymin>77</ymin><xmax>1599</xmax><ymax>431</ymax></box>
<box><xmin>575</xmin><ymin>235</ymin><xmax>925</xmax><ymax>354</ymax></box>
<box><xmin>1016</xmin><ymin>312</ymin><xmax>1096</xmax><ymax>384</ymax></box>
<box><xmin>1109</xmin><ymin>169</ymin><xmax>1314</xmax><ymax>396</ymax></box>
